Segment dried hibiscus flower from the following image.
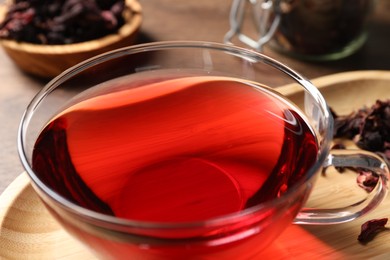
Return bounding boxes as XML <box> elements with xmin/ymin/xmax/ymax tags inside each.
<box><xmin>327</xmin><ymin>100</ymin><xmax>390</xmax><ymax>191</ymax></box>
<box><xmin>332</xmin><ymin>99</ymin><xmax>390</xmax><ymax>162</ymax></box>
<box><xmin>357</xmin><ymin>218</ymin><xmax>388</xmax><ymax>244</ymax></box>
<box><xmin>356</xmin><ymin>170</ymin><xmax>380</xmax><ymax>193</ymax></box>
<box><xmin>0</xmin><ymin>0</ymin><xmax>127</xmax><ymax>44</ymax></box>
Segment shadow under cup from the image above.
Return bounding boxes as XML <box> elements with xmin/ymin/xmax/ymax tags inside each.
<box><xmin>17</xmin><ymin>42</ymin><xmax>385</xmax><ymax>259</ymax></box>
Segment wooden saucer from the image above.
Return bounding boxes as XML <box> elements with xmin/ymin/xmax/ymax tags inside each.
<box><xmin>0</xmin><ymin>173</ymin><xmax>96</xmax><ymax>259</ymax></box>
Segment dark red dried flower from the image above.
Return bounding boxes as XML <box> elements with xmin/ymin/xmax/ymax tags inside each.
<box><xmin>357</xmin><ymin>218</ymin><xmax>388</xmax><ymax>243</ymax></box>
<box><xmin>356</xmin><ymin>170</ymin><xmax>379</xmax><ymax>192</ymax></box>
<box><xmin>333</xmin><ymin>100</ymin><xmax>390</xmax><ymax>162</ymax></box>
<box><xmin>329</xmin><ymin>100</ymin><xmax>390</xmax><ymax>192</ymax></box>
<box><xmin>0</xmin><ymin>0</ymin><xmax>126</xmax><ymax>44</ymax></box>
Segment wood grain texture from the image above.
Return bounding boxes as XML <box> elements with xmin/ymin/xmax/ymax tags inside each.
<box><xmin>1</xmin><ymin>70</ymin><xmax>390</xmax><ymax>259</ymax></box>
<box><xmin>0</xmin><ymin>0</ymin><xmax>142</xmax><ymax>78</ymax></box>
<box><xmin>0</xmin><ymin>173</ymin><xmax>96</xmax><ymax>259</ymax></box>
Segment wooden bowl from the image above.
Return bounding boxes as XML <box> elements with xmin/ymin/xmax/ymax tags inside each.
<box><xmin>0</xmin><ymin>0</ymin><xmax>142</xmax><ymax>78</ymax></box>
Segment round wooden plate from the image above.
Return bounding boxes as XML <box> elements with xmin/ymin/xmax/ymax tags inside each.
<box><xmin>1</xmin><ymin>70</ymin><xmax>390</xmax><ymax>259</ymax></box>
<box><xmin>0</xmin><ymin>173</ymin><xmax>96</xmax><ymax>259</ymax></box>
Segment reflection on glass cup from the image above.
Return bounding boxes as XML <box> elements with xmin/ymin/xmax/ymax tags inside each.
<box><xmin>18</xmin><ymin>41</ymin><xmax>389</xmax><ymax>259</ymax></box>
<box><xmin>225</xmin><ymin>0</ymin><xmax>374</xmax><ymax>61</ymax></box>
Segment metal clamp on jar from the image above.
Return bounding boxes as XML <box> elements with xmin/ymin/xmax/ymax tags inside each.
<box><xmin>224</xmin><ymin>0</ymin><xmax>373</xmax><ymax>61</ymax></box>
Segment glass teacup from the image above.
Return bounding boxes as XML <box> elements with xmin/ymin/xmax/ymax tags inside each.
<box><xmin>18</xmin><ymin>41</ymin><xmax>388</xmax><ymax>259</ymax></box>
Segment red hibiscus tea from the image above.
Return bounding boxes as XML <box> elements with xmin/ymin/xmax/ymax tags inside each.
<box><xmin>33</xmin><ymin>73</ymin><xmax>318</xmax><ymax>222</ymax></box>
<box><xmin>32</xmin><ymin>73</ymin><xmax>318</xmax><ymax>256</ymax></box>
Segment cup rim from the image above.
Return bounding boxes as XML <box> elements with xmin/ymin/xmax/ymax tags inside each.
<box><xmin>18</xmin><ymin>40</ymin><xmax>333</xmax><ymax>229</ymax></box>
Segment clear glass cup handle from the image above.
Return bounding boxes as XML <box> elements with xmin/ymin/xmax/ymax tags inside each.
<box><xmin>224</xmin><ymin>0</ymin><xmax>281</xmax><ymax>51</ymax></box>
<box><xmin>294</xmin><ymin>149</ymin><xmax>389</xmax><ymax>225</ymax></box>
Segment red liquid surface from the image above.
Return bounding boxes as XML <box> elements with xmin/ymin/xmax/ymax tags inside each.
<box><xmin>32</xmin><ymin>75</ymin><xmax>318</xmax><ymax>223</ymax></box>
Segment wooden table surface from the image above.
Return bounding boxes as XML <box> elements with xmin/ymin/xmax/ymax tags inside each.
<box><xmin>1</xmin><ymin>0</ymin><xmax>390</xmax><ymax>194</ymax></box>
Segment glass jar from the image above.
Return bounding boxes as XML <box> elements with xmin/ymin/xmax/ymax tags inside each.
<box><xmin>224</xmin><ymin>0</ymin><xmax>374</xmax><ymax>61</ymax></box>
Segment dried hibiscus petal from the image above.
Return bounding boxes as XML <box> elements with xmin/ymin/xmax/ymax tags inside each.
<box><xmin>0</xmin><ymin>0</ymin><xmax>127</xmax><ymax>44</ymax></box>
<box><xmin>356</xmin><ymin>170</ymin><xmax>379</xmax><ymax>192</ymax></box>
<box><xmin>358</xmin><ymin>218</ymin><xmax>388</xmax><ymax>243</ymax></box>
<box><xmin>329</xmin><ymin>100</ymin><xmax>389</xmax><ymax>194</ymax></box>
<box><xmin>333</xmin><ymin>100</ymin><xmax>390</xmax><ymax>163</ymax></box>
